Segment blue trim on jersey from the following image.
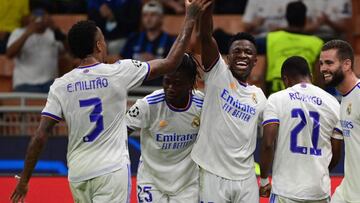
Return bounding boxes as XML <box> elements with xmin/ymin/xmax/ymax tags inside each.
<box><xmin>262</xmin><ymin>119</ymin><xmax>280</xmax><ymax>126</ymax></box>
<box><xmin>147</xmin><ymin>98</ymin><xmax>165</xmax><ymax>104</ymax></box>
<box><xmin>195</xmin><ymin>105</ymin><xmax>203</xmax><ymax>108</ymax></box>
<box><xmin>143</xmin><ymin>62</ymin><xmax>151</xmax><ymax>82</ymax></box>
<box><xmin>166</xmin><ymin>93</ymin><xmax>192</xmax><ymax>112</ymax></box>
<box><xmin>77</xmin><ymin>63</ymin><xmax>101</xmax><ymax>69</ymax></box>
<box><xmin>146</xmin><ymin>96</ymin><xmax>165</xmax><ymax>102</ymax></box>
<box><xmin>192</xmin><ymin>100</ymin><xmax>203</xmax><ymax>105</ymax></box>
<box><xmin>238</xmin><ymin>81</ymin><xmax>247</xmax><ymax>87</ymax></box>
<box><xmin>334</xmin><ymin>127</ymin><xmax>343</xmax><ymax>134</ymax></box>
<box><xmin>192</xmin><ymin>97</ymin><xmax>204</xmax><ymax>102</ymax></box>
<box><xmin>342</xmin><ymin>82</ymin><xmax>360</xmax><ymax>97</ymax></box>
<box><xmin>146</xmin><ymin>93</ymin><xmax>165</xmax><ymax>99</ymax></box>
<box><xmin>41</xmin><ymin>112</ymin><xmax>62</xmax><ymax>121</ymax></box>
<box><xmin>128</xmin><ymin>137</ymin><xmax>141</xmax><ymax>151</ymax></box>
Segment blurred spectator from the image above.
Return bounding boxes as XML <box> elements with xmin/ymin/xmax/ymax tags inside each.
<box><xmin>214</xmin><ymin>0</ymin><xmax>247</xmax><ymax>14</ymax></box>
<box><xmin>121</xmin><ymin>0</ymin><xmax>175</xmax><ymax>86</ymax></box>
<box><xmin>303</xmin><ymin>0</ymin><xmax>352</xmax><ymax>41</ymax></box>
<box><xmin>265</xmin><ymin>1</ymin><xmax>324</xmax><ymax>95</ymax></box>
<box><xmin>87</xmin><ymin>0</ymin><xmax>142</xmax><ymax>54</ymax></box>
<box><xmin>0</xmin><ymin>0</ymin><xmax>30</xmax><ymax>54</ymax></box>
<box><xmin>243</xmin><ymin>0</ymin><xmax>293</xmax><ymax>37</ymax></box>
<box><xmin>6</xmin><ymin>6</ymin><xmax>66</xmax><ymax>93</ymax></box>
<box><xmin>159</xmin><ymin>0</ymin><xmax>185</xmax><ymax>14</ymax></box>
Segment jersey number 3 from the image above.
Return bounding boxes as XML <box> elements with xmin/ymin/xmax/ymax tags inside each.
<box><xmin>291</xmin><ymin>108</ymin><xmax>321</xmax><ymax>156</ymax></box>
<box><xmin>79</xmin><ymin>97</ymin><xmax>104</xmax><ymax>142</ymax></box>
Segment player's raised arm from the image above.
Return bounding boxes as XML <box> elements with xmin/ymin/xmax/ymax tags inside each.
<box><xmin>10</xmin><ymin>117</ymin><xmax>57</xmax><ymax>203</ymax></box>
<box><xmin>198</xmin><ymin>0</ymin><xmax>219</xmax><ymax>71</ymax></box>
<box><xmin>146</xmin><ymin>0</ymin><xmax>211</xmax><ymax>80</ymax></box>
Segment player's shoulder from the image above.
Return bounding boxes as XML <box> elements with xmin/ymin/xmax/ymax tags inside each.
<box><xmin>144</xmin><ymin>89</ymin><xmax>165</xmax><ymax>105</ymax></box>
<box><xmin>192</xmin><ymin>89</ymin><xmax>204</xmax><ymax>100</ymax></box>
<box><xmin>247</xmin><ymin>84</ymin><xmax>267</xmax><ymax>101</ymax></box>
<box><xmin>308</xmin><ymin>84</ymin><xmax>339</xmax><ymax>104</ymax></box>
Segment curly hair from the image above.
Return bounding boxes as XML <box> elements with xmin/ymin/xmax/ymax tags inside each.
<box><xmin>68</xmin><ymin>20</ymin><xmax>98</xmax><ymax>59</ymax></box>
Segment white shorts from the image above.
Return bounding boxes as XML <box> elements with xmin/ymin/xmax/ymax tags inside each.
<box><xmin>331</xmin><ymin>185</ymin><xmax>347</xmax><ymax>203</ymax></box>
<box><xmin>69</xmin><ymin>164</ymin><xmax>131</xmax><ymax>203</ymax></box>
<box><xmin>199</xmin><ymin>168</ymin><xmax>259</xmax><ymax>203</ymax></box>
<box><xmin>269</xmin><ymin>193</ymin><xmax>330</xmax><ymax>203</ymax></box>
<box><xmin>137</xmin><ymin>167</ymin><xmax>199</xmax><ymax>203</ymax></box>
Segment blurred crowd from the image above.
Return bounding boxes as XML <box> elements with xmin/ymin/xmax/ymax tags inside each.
<box><xmin>0</xmin><ymin>0</ymin><xmax>353</xmax><ymax>96</ymax></box>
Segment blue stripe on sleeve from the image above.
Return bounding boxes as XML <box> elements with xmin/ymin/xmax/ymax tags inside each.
<box><xmin>41</xmin><ymin>112</ymin><xmax>62</xmax><ymax>121</ymax></box>
<box><xmin>262</xmin><ymin>119</ymin><xmax>280</xmax><ymax>126</ymax></box>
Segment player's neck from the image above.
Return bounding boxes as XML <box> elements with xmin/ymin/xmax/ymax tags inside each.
<box><xmin>337</xmin><ymin>72</ymin><xmax>359</xmax><ymax>95</ymax></box>
<box><xmin>79</xmin><ymin>56</ymin><xmax>101</xmax><ymax>67</ymax></box>
<box><xmin>166</xmin><ymin>92</ymin><xmax>191</xmax><ymax>109</ymax></box>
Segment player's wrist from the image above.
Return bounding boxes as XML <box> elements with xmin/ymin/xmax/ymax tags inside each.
<box><xmin>260</xmin><ymin>177</ymin><xmax>270</xmax><ymax>187</ymax></box>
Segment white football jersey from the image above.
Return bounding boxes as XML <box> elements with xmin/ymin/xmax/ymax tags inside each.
<box><xmin>191</xmin><ymin>55</ymin><xmax>267</xmax><ymax>180</ymax></box>
<box><xmin>263</xmin><ymin>83</ymin><xmax>342</xmax><ymax>200</ymax></box>
<box><xmin>126</xmin><ymin>89</ymin><xmax>203</xmax><ymax>194</ymax></box>
<box><xmin>337</xmin><ymin>80</ymin><xmax>360</xmax><ymax>202</ymax></box>
<box><xmin>42</xmin><ymin>59</ymin><xmax>150</xmax><ymax>182</ymax></box>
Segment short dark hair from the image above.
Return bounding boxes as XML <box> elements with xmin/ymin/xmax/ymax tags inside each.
<box><xmin>281</xmin><ymin>56</ymin><xmax>311</xmax><ymax>79</ymax></box>
<box><xmin>286</xmin><ymin>1</ymin><xmax>307</xmax><ymax>27</ymax></box>
<box><xmin>228</xmin><ymin>32</ymin><xmax>257</xmax><ymax>50</ymax></box>
<box><xmin>176</xmin><ymin>53</ymin><xmax>199</xmax><ymax>88</ymax></box>
<box><xmin>68</xmin><ymin>20</ymin><xmax>98</xmax><ymax>59</ymax></box>
<box><xmin>322</xmin><ymin>39</ymin><xmax>354</xmax><ymax>69</ymax></box>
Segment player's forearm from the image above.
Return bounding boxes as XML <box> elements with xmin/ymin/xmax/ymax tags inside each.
<box><xmin>259</xmin><ymin>143</ymin><xmax>274</xmax><ymax>178</ymax></box>
<box><xmin>329</xmin><ymin>138</ymin><xmax>342</xmax><ymax>171</ymax></box>
<box><xmin>199</xmin><ymin>2</ymin><xmax>213</xmax><ymax>42</ymax></box>
<box><xmin>164</xmin><ymin>15</ymin><xmax>196</xmax><ymax>70</ymax></box>
<box><xmin>20</xmin><ymin>130</ymin><xmax>48</xmax><ymax>184</ymax></box>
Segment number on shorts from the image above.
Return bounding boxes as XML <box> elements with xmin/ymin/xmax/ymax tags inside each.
<box><xmin>79</xmin><ymin>97</ymin><xmax>104</xmax><ymax>142</ymax></box>
<box><xmin>290</xmin><ymin>108</ymin><xmax>321</xmax><ymax>156</ymax></box>
<box><xmin>137</xmin><ymin>185</ymin><xmax>152</xmax><ymax>202</ymax></box>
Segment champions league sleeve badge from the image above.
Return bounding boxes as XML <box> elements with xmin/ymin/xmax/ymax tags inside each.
<box><xmin>131</xmin><ymin>60</ymin><xmax>143</xmax><ymax>68</ymax></box>
<box><xmin>128</xmin><ymin>106</ymin><xmax>140</xmax><ymax>117</ymax></box>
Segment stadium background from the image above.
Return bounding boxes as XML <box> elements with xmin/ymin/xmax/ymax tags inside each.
<box><xmin>1</xmin><ymin>0</ymin><xmax>360</xmax><ymax>202</ymax></box>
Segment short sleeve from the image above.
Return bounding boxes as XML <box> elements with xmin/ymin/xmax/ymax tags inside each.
<box><xmin>41</xmin><ymin>85</ymin><xmax>63</xmax><ymax>122</ymax></box>
<box><xmin>7</xmin><ymin>29</ymin><xmax>25</xmax><ymax>48</ymax></box>
<box><xmin>332</xmin><ymin>120</ymin><xmax>343</xmax><ymax>140</ymax></box>
<box><xmin>126</xmin><ymin>99</ymin><xmax>149</xmax><ymax>131</ymax></box>
<box><xmin>116</xmin><ymin>59</ymin><xmax>150</xmax><ymax>90</ymax></box>
<box><xmin>262</xmin><ymin>94</ymin><xmax>280</xmax><ymax>126</ymax></box>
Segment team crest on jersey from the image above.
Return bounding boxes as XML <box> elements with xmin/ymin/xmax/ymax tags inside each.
<box><xmin>230</xmin><ymin>82</ymin><xmax>237</xmax><ymax>90</ymax></box>
<box><xmin>347</xmin><ymin>103</ymin><xmax>352</xmax><ymax>115</ymax></box>
<box><xmin>191</xmin><ymin>116</ymin><xmax>200</xmax><ymax>128</ymax></box>
<box><xmin>159</xmin><ymin>120</ymin><xmax>168</xmax><ymax>128</ymax></box>
<box><xmin>131</xmin><ymin>60</ymin><xmax>142</xmax><ymax>68</ymax></box>
<box><xmin>128</xmin><ymin>106</ymin><xmax>140</xmax><ymax>117</ymax></box>
<box><xmin>252</xmin><ymin>93</ymin><xmax>258</xmax><ymax>104</ymax></box>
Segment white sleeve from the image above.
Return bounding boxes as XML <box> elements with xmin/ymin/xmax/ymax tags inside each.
<box><xmin>41</xmin><ymin>85</ymin><xmax>63</xmax><ymax>122</ymax></box>
<box><xmin>262</xmin><ymin>94</ymin><xmax>280</xmax><ymax>126</ymax></box>
<box><xmin>7</xmin><ymin>29</ymin><xmax>25</xmax><ymax>48</ymax></box>
<box><xmin>126</xmin><ymin>99</ymin><xmax>149</xmax><ymax>131</ymax></box>
<box><xmin>332</xmin><ymin>101</ymin><xmax>343</xmax><ymax>140</ymax></box>
<box><xmin>115</xmin><ymin>59</ymin><xmax>150</xmax><ymax>90</ymax></box>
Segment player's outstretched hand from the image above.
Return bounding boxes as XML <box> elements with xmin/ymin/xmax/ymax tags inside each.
<box><xmin>259</xmin><ymin>183</ymin><xmax>271</xmax><ymax>198</ymax></box>
<box><xmin>185</xmin><ymin>0</ymin><xmax>212</xmax><ymax>20</ymax></box>
<box><xmin>10</xmin><ymin>180</ymin><xmax>28</xmax><ymax>203</ymax></box>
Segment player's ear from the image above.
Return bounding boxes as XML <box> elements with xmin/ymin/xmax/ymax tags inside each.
<box><xmin>282</xmin><ymin>75</ymin><xmax>289</xmax><ymax>88</ymax></box>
